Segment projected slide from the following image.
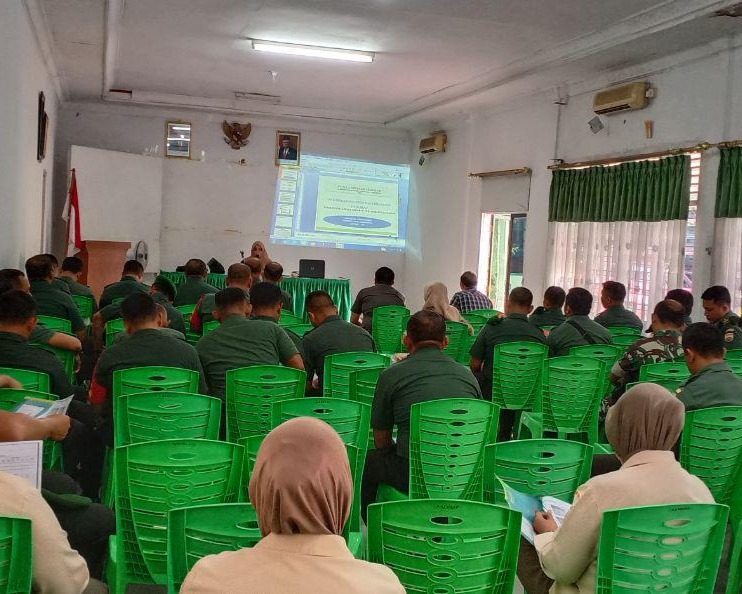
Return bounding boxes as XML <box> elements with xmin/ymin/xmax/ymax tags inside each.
<box><xmin>270</xmin><ymin>154</ymin><xmax>410</xmax><ymax>252</ymax></box>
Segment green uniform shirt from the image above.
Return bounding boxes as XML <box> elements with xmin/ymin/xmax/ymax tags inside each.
<box><xmin>58</xmin><ymin>275</ymin><xmax>96</xmax><ymax>301</ymax></box>
<box><xmin>547</xmin><ymin>315</ymin><xmax>613</xmax><ymax>357</ymax></box>
<box><xmin>52</xmin><ymin>278</ymin><xmax>71</xmax><ymax>294</ymax></box>
<box><xmin>30</xmin><ymin>280</ymin><xmax>85</xmax><ymax>333</ymax></box>
<box><xmin>351</xmin><ymin>284</ymin><xmax>405</xmax><ymax>331</ymax></box>
<box><xmin>29</xmin><ymin>325</ymin><xmax>55</xmax><ymax>345</ymax></box>
<box><xmin>529</xmin><ymin>306</ymin><xmax>566</xmax><ymax>328</ymax></box>
<box><xmin>98</xmin><ymin>292</ymin><xmax>185</xmax><ymax>336</ymax></box>
<box><xmin>594</xmin><ymin>305</ymin><xmax>644</xmax><ymax>332</ymax></box>
<box><xmin>712</xmin><ymin>313</ymin><xmax>742</xmax><ymax>350</ymax></box>
<box><xmin>173</xmin><ymin>276</ymin><xmax>218</xmax><ymax>307</ymax></box>
<box><xmin>677</xmin><ymin>361</ymin><xmax>742</xmax><ymax>411</ymax></box>
<box><xmin>196</xmin><ymin>315</ymin><xmax>299</xmax><ymax>400</ymax></box>
<box><xmin>371</xmin><ymin>346</ymin><xmax>482</xmax><ymax>458</ymax></box>
<box><xmin>302</xmin><ymin>315</ymin><xmax>376</xmax><ymax>388</ymax></box>
<box><xmin>99</xmin><ymin>276</ymin><xmax>150</xmax><ymax>309</ymax></box>
<box><xmin>0</xmin><ymin>331</ymin><xmax>74</xmax><ymax>398</ymax></box>
<box><xmin>253</xmin><ymin>315</ymin><xmax>305</xmax><ymax>361</ymax></box>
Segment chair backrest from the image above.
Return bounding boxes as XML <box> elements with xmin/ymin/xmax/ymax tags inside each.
<box><xmin>237</xmin><ymin>435</ymin><xmax>266</xmax><ymax>493</ymax></box>
<box><xmin>372</xmin><ymin>305</ymin><xmax>410</xmax><ymax>354</ymax></box>
<box><xmin>205</xmin><ymin>273</ymin><xmax>227</xmax><ymax>289</ymax></box>
<box><xmin>72</xmin><ymin>294</ymin><xmax>95</xmax><ymax>320</ymax></box>
<box><xmin>278</xmin><ymin>311</ymin><xmax>302</xmax><ymax>327</ymax></box>
<box><xmin>323</xmin><ymin>352</ymin><xmax>389</xmax><ymax>399</ymax></box>
<box><xmin>442</xmin><ymin>320</ymin><xmax>470</xmax><ymax>362</ymax></box>
<box><xmin>0</xmin><ymin>516</ymin><xmax>33</xmax><ymax>594</ymax></box>
<box><xmin>0</xmin><ymin>368</ymin><xmax>50</xmax><ymax>392</ymax></box>
<box><xmin>570</xmin><ymin>344</ymin><xmax>624</xmax><ymax>365</ymax></box>
<box><xmin>409</xmin><ymin>398</ymin><xmax>498</xmax><ymax>501</ymax></box>
<box><xmin>115</xmin><ymin>391</ymin><xmax>221</xmax><ymax>447</ymax></box>
<box><xmin>225</xmin><ymin>366</ymin><xmax>306</xmax><ymax>442</ymax></box>
<box><xmin>349</xmin><ymin>367</ymin><xmax>385</xmax><ymax>450</ymax></box>
<box><xmin>726</xmin><ymin>358</ymin><xmax>742</xmax><ymax>380</ymax></box>
<box><xmin>491</xmin><ymin>342</ymin><xmax>548</xmax><ymax>410</ymax></box>
<box><xmin>610</xmin><ymin>334</ymin><xmax>642</xmax><ymax>349</ymax></box>
<box><xmin>462</xmin><ymin>312</ymin><xmax>490</xmax><ymax>336</ymax></box>
<box><xmin>37</xmin><ymin>315</ymin><xmax>71</xmax><ymax>333</ymax></box>
<box><xmin>726</xmin><ymin>348</ymin><xmax>742</xmax><ymax>361</ymax></box>
<box><xmin>167</xmin><ymin>503</ymin><xmax>260</xmax><ymax>594</ymax></box>
<box><xmin>202</xmin><ymin>320</ymin><xmax>219</xmax><ymax>335</ymax></box>
<box><xmin>112</xmin><ymin>366</ymin><xmax>200</xmax><ymax>398</ymax></box>
<box><xmin>105</xmin><ymin>318</ymin><xmax>125</xmax><ymax>347</ymax></box>
<box><xmin>484</xmin><ymin>439</ymin><xmax>593</xmax><ymax>505</ymax></box>
<box><xmin>30</xmin><ymin>343</ymin><xmax>75</xmax><ymax>381</ymax></box>
<box><xmin>367</xmin><ymin>499</ymin><xmax>520</xmax><ymax>594</ymax></box>
<box><xmin>158</xmin><ymin>271</ymin><xmax>186</xmax><ymax>289</ymax></box>
<box><xmin>0</xmin><ymin>387</ymin><xmax>57</xmax><ymax>411</ymax></box>
<box><xmin>625</xmin><ymin>379</ymin><xmax>685</xmax><ymax>393</ymax></box>
<box><xmin>607</xmin><ymin>326</ymin><xmax>642</xmax><ymax>337</ymax></box>
<box><xmin>113</xmin><ymin>439</ymin><xmax>243</xmax><ymax>588</ymax></box>
<box><xmin>469</xmin><ymin>308</ymin><xmax>500</xmax><ymax>318</ymax></box>
<box><xmin>176</xmin><ymin>304</ymin><xmax>197</xmax><ymax>318</ymax></box>
<box><xmin>596</xmin><ymin>503</ymin><xmax>729</xmax><ymax>593</ymax></box>
<box><xmin>541</xmin><ymin>356</ymin><xmax>605</xmax><ymax>435</ymax></box>
<box><xmin>638</xmin><ymin>361</ymin><xmax>691</xmax><ymax>383</ymax></box>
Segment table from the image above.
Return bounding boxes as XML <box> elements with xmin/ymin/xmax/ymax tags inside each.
<box><xmin>280</xmin><ymin>278</ymin><xmax>353</xmax><ymax>322</ymax></box>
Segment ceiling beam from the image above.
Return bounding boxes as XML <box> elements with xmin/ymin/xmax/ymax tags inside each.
<box><xmin>102</xmin><ymin>0</ymin><xmax>125</xmax><ymax>97</ymax></box>
<box><xmin>22</xmin><ymin>0</ymin><xmax>67</xmax><ymax>101</ymax></box>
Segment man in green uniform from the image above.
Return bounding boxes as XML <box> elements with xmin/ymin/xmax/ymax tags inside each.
<box><xmin>249</xmin><ymin>282</ymin><xmax>304</xmax><ymax>361</ymax></box>
<box><xmin>25</xmin><ymin>254</ymin><xmax>86</xmax><ymax>340</ymax></box>
<box><xmin>41</xmin><ymin>253</ymin><xmax>72</xmax><ymax>295</ymax></box>
<box><xmin>646</xmin><ymin>289</ymin><xmax>694</xmax><ymax>333</ymax></box>
<box><xmin>263</xmin><ymin>261</ymin><xmax>294</xmax><ymax>313</ymax></box>
<box><xmin>361</xmin><ymin>310</ymin><xmax>481</xmax><ymax>518</ymax></box>
<box><xmin>303</xmin><ymin>290</ymin><xmax>376</xmax><ymax>395</ymax></box>
<box><xmin>190</xmin><ymin>263</ymin><xmax>251</xmax><ymax>333</ymax></box>
<box><xmin>351</xmin><ymin>267</ymin><xmax>405</xmax><ymax>332</ymax></box>
<box><xmin>59</xmin><ymin>256</ymin><xmax>96</xmax><ymax>304</ymax></box>
<box><xmin>677</xmin><ymin>322</ymin><xmax>742</xmax><ymax>410</ymax></box>
<box><xmin>98</xmin><ymin>260</ymin><xmax>149</xmax><ymax>308</ymax></box>
<box><xmin>594</xmin><ymin>281</ymin><xmax>644</xmax><ymax>331</ymax></box>
<box><xmin>529</xmin><ymin>286</ymin><xmax>566</xmax><ymax>330</ymax></box>
<box><xmin>700</xmin><ymin>285</ymin><xmax>742</xmax><ymax>350</ymax></box>
<box><xmin>547</xmin><ymin>287</ymin><xmax>613</xmax><ymax>357</ymax></box>
<box><xmin>173</xmin><ymin>259</ymin><xmax>219</xmax><ymax>307</ymax></box>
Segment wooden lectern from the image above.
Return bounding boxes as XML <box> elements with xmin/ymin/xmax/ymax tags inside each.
<box><xmin>79</xmin><ymin>241</ymin><xmax>130</xmax><ymax>300</ymax></box>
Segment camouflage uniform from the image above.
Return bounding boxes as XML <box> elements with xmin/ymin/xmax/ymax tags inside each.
<box><xmin>712</xmin><ymin>312</ymin><xmax>742</xmax><ymax>350</ymax></box>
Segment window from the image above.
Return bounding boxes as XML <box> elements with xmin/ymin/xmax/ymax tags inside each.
<box><xmin>477</xmin><ymin>213</ymin><xmax>527</xmax><ymax>311</ymax></box>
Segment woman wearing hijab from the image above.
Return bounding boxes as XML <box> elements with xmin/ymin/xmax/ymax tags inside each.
<box><xmin>517</xmin><ymin>383</ymin><xmax>714</xmax><ymax>594</ymax></box>
<box><xmin>250</xmin><ymin>241</ymin><xmax>271</xmax><ymax>267</ymax></box>
<box><xmin>423</xmin><ymin>282</ymin><xmax>471</xmax><ymax>331</ymax></box>
<box><xmin>181</xmin><ymin>417</ymin><xmax>405</xmax><ymax>594</ymax></box>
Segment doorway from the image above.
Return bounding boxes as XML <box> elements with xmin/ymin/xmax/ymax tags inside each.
<box><xmin>477</xmin><ymin>213</ymin><xmax>526</xmax><ymax>311</ymax></box>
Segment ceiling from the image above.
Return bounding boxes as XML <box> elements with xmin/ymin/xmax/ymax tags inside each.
<box><xmin>38</xmin><ymin>0</ymin><xmax>742</xmax><ymax>127</ymax></box>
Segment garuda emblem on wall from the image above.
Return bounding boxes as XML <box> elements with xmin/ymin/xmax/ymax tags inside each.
<box><xmin>222</xmin><ymin>121</ymin><xmax>252</xmax><ymax>150</ymax></box>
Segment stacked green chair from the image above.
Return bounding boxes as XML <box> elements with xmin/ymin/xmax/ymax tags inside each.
<box><xmin>37</xmin><ymin>315</ymin><xmax>72</xmax><ymax>333</ymax></box>
<box><xmin>105</xmin><ymin>318</ymin><xmax>125</xmax><ymax>347</ymax></box>
<box><xmin>323</xmin><ymin>352</ymin><xmax>389</xmax><ymax>399</ymax></box>
<box><xmin>727</xmin><ymin>349</ymin><xmax>742</xmax><ymax>361</ymax></box>
<box><xmin>679</xmin><ymin>406</ymin><xmax>742</xmax><ymax>594</ymax></box>
<box><xmin>177</xmin><ymin>305</ymin><xmax>200</xmax><ymax>344</ymax></box>
<box><xmin>72</xmin><ymin>294</ymin><xmax>95</xmax><ymax>322</ymax></box>
<box><xmin>638</xmin><ymin>361</ymin><xmax>690</xmax><ymax>388</ymax></box>
<box><xmin>206</xmin><ymin>273</ymin><xmax>227</xmax><ymax>289</ymax></box>
<box><xmin>443</xmin><ymin>320</ymin><xmax>471</xmax><ymax>363</ymax></box>
<box><xmin>0</xmin><ymin>516</ymin><xmax>33</xmax><ymax>594</ymax></box>
<box><xmin>167</xmin><ymin>503</ymin><xmax>261</xmax><ymax>594</ymax></box>
<box><xmin>237</xmin><ymin>435</ymin><xmax>266</xmax><ymax>493</ymax></box>
<box><xmin>225</xmin><ymin>366</ymin><xmax>306</xmax><ymax>442</ymax></box>
<box><xmin>113</xmin><ymin>366</ymin><xmax>200</xmax><ymax>396</ymax></box>
<box><xmin>278</xmin><ymin>311</ymin><xmax>302</xmax><ymax>327</ymax></box>
<box><xmin>367</xmin><ymin>499</ymin><xmax>521</xmax><ymax>594</ymax></box>
<box><xmin>371</xmin><ymin>305</ymin><xmax>410</xmax><ymax>354</ymax></box>
<box><xmin>201</xmin><ymin>320</ymin><xmax>219</xmax><ymax>336</ymax></box>
<box><xmin>595</xmin><ymin>503</ymin><xmax>729</xmax><ymax>593</ymax></box>
<box><xmin>571</xmin><ymin>344</ymin><xmax>624</xmax><ymax>398</ymax></box>
<box><xmin>349</xmin><ymin>367</ymin><xmax>386</xmax><ymax>450</ymax></box>
<box><xmin>108</xmin><ymin>439</ymin><xmax>243</xmax><ymax>593</ymax></box>
<box><xmin>31</xmin><ymin>343</ymin><xmax>75</xmax><ymax>381</ymax></box>
<box><xmin>484</xmin><ymin>439</ymin><xmax>593</xmax><ymax>505</ymax></box>
<box><xmin>491</xmin><ymin>341</ymin><xmax>548</xmax><ymax>418</ymax></box>
<box><xmin>0</xmin><ymin>368</ymin><xmax>50</xmax><ymax>392</ymax></box>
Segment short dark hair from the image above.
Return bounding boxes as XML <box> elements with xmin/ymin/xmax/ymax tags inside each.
<box><xmin>226</xmin><ymin>263</ymin><xmax>251</xmax><ymax>284</ymax></box>
<box><xmin>0</xmin><ymin>269</ymin><xmax>26</xmax><ymax>294</ymax></box>
<box><xmin>602</xmin><ymin>281</ymin><xmax>626</xmax><ymax>302</ymax></box>
<box><xmin>544</xmin><ymin>286</ymin><xmax>566</xmax><ymax>308</ymax></box>
<box><xmin>121</xmin><ymin>293</ymin><xmax>158</xmax><ymax>324</ymax></box>
<box><xmin>509</xmin><ymin>287</ymin><xmax>533</xmax><ymax>308</ymax></box>
<box><xmin>122</xmin><ymin>260</ymin><xmax>144</xmax><ymax>276</ymax></box>
<box><xmin>653</xmin><ymin>299</ymin><xmax>686</xmax><ymax>327</ymax></box>
<box><xmin>683</xmin><ymin>323</ymin><xmax>725</xmax><ymax>358</ymax></box>
<box><xmin>41</xmin><ymin>253</ymin><xmax>59</xmax><ymax>266</ymax></box>
<box><xmin>460</xmin><ymin>271</ymin><xmax>477</xmax><ymax>289</ymax></box>
<box><xmin>184</xmin><ymin>259</ymin><xmax>208</xmax><ymax>277</ymax></box>
<box><xmin>374</xmin><ymin>267</ymin><xmax>395</xmax><ymax>285</ymax></box>
<box><xmin>249</xmin><ymin>282</ymin><xmax>281</xmax><ymax>310</ymax></box>
<box><xmin>305</xmin><ymin>290</ymin><xmax>335</xmax><ymax>312</ymax></box>
<box><xmin>701</xmin><ymin>286</ymin><xmax>731</xmax><ymax>306</ymax></box>
<box><xmin>665</xmin><ymin>289</ymin><xmax>694</xmax><ymax>315</ymax></box>
<box><xmin>243</xmin><ymin>257</ymin><xmax>263</xmax><ymax>275</ymax></box>
<box><xmin>566</xmin><ymin>287</ymin><xmax>593</xmax><ymax>316</ymax></box>
<box><xmin>25</xmin><ymin>255</ymin><xmax>54</xmax><ymax>281</ymax></box>
<box><xmin>263</xmin><ymin>261</ymin><xmax>284</xmax><ymax>282</ymax></box>
<box><xmin>61</xmin><ymin>256</ymin><xmax>84</xmax><ymax>274</ymax></box>
<box><xmin>0</xmin><ymin>290</ymin><xmax>36</xmax><ymax>324</ymax></box>
<box><xmin>407</xmin><ymin>310</ymin><xmax>446</xmax><ymax>344</ymax></box>
<box><xmin>152</xmin><ymin>279</ymin><xmax>176</xmax><ymax>302</ymax></box>
<box><xmin>216</xmin><ymin>287</ymin><xmax>248</xmax><ymax>311</ymax></box>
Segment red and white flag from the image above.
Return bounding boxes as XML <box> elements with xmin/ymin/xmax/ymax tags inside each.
<box><xmin>62</xmin><ymin>169</ymin><xmax>84</xmax><ymax>256</ymax></box>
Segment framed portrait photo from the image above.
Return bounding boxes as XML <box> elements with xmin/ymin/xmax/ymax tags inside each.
<box><xmin>276</xmin><ymin>131</ymin><xmax>301</xmax><ymax>166</ymax></box>
<box><xmin>165</xmin><ymin>121</ymin><xmax>192</xmax><ymax>158</ymax></box>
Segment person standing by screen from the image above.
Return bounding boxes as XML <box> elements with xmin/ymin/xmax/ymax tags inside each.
<box><xmin>351</xmin><ymin>267</ymin><xmax>405</xmax><ymax>332</ymax></box>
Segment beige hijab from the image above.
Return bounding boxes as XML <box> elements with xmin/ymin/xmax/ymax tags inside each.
<box><xmin>423</xmin><ymin>282</ymin><xmax>465</xmax><ymax>323</ymax></box>
<box><xmin>250</xmin><ymin>241</ymin><xmax>271</xmax><ymax>267</ymax></box>
<box><xmin>248</xmin><ymin>417</ymin><xmax>352</xmax><ymax>536</ymax></box>
<box><xmin>605</xmin><ymin>383</ymin><xmax>685</xmax><ymax>462</ymax></box>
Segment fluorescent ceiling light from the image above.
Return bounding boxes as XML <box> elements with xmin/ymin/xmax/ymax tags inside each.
<box><xmin>250</xmin><ymin>39</ymin><xmax>374</xmax><ymax>63</ymax></box>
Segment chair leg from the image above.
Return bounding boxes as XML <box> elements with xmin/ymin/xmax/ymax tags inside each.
<box><xmin>726</xmin><ymin>520</ymin><xmax>741</xmax><ymax>594</ymax></box>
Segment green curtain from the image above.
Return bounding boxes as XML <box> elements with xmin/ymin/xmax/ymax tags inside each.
<box><xmin>715</xmin><ymin>147</ymin><xmax>742</xmax><ymax>218</ymax></box>
<box><xmin>280</xmin><ymin>277</ymin><xmax>353</xmax><ymax>322</ymax></box>
<box><xmin>549</xmin><ymin>155</ymin><xmax>690</xmax><ymax>222</ymax></box>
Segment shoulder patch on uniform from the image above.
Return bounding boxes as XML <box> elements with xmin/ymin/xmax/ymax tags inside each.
<box><xmin>725</xmin><ymin>330</ymin><xmax>735</xmax><ymax>342</ymax></box>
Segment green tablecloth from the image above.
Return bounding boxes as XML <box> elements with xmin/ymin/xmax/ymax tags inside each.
<box><xmin>280</xmin><ymin>278</ymin><xmax>353</xmax><ymax>322</ymax></box>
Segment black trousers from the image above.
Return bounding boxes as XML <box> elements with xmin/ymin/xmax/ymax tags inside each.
<box><xmin>517</xmin><ymin>536</ymin><xmax>554</xmax><ymax>594</ymax></box>
<box><xmin>361</xmin><ymin>447</ymin><xmax>409</xmax><ymax>521</ymax></box>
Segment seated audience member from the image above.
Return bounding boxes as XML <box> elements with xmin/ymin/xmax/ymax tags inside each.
<box><xmin>700</xmin><ymin>285</ymin><xmax>742</xmax><ymax>349</ymax></box>
<box><xmin>250</xmin><ymin>281</ymin><xmax>304</xmax><ymax>359</ymax></box>
<box><xmin>423</xmin><ymin>282</ymin><xmax>470</xmax><ymax>326</ymax></box>
<box><xmin>677</xmin><ymin>322</ymin><xmax>742</xmax><ymax>410</ymax></box>
<box><xmin>351</xmin><ymin>267</ymin><xmax>405</xmax><ymax>332</ymax></box>
<box><xmin>646</xmin><ymin>288</ymin><xmax>695</xmax><ymax>333</ymax></box>
<box><xmin>196</xmin><ymin>287</ymin><xmax>303</xmax><ymax>401</ymax></box>
<box><xmin>450</xmin><ymin>271</ymin><xmax>494</xmax><ymax>313</ymax></box>
<box><xmin>190</xmin><ymin>263</ymin><xmax>252</xmax><ymax>333</ymax></box>
<box><xmin>303</xmin><ymin>290</ymin><xmax>375</xmax><ymax>394</ymax></box>
<box><xmin>518</xmin><ymin>383</ymin><xmax>713</xmax><ymax>594</ymax></box>
<box><xmin>529</xmin><ymin>286</ymin><xmax>567</xmax><ymax>329</ymax></box>
<box><xmin>470</xmin><ymin>287</ymin><xmax>547</xmax><ymax>439</ymax></box>
<box><xmin>182</xmin><ymin>417</ymin><xmax>404</xmax><ymax>594</ymax></box>
<box><xmin>173</xmin><ymin>258</ymin><xmax>218</xmax><ymax>307</ymax></box>
<box><xmin>594</xmin><ymin>280</ymin><xmax>643</xmax><ymax>331</ymax></box>
<box><xmin>98</xmin><ymin>259</ymin><xmax>149</xmax><ymax>308</ymax></box>
<box><xmin>361</xmin><ymin>311</ymin><xmax>481</xmax><ymax>516</ymax></box>
<box><xmin>150</xmin><ymin>275</ymin><xmax>185</xmax><ymax>335</ymax></box>
<box><xmin>25</xmin><ymin>254</ymin><xmax>86</xmax><ymax>339</ymax></box>
<box><xmin>43</xmin><ymin>253</ymin><xmax>72</xmax><ymax>295</ymax></box>
<box><xmin>243</xmin><ymin>256</ymin><xmax>264</xmax><ymax>285</ymax></box>
<box><xmin>59</xmin><ymin>256</ymin><xmax>97</xmax><ymax>306</ymax></box>
<box><xmin>609</xmin><ymin>299</ymin><xmax>686</xmax><ymax>402</ymax></box>
<box><xmin>547</xmin><ymin>288</ymin><xmax>612</xmax><ymax>357</ymax></box>
<box><xmin>263</xmin><ymin>260</ymin><xmax>294</xmax><ymax>313</ymax></box>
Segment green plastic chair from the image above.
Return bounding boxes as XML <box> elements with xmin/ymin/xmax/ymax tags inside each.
<box><xmin>158</xmin><ymin>271</ymin><xmax>186</xmax><ymax>289</ymax></box>
<box><xmin>202</xmin><ymin>320</ymin><xmax>219</xmax><ymax>335</ymax></box>
<box><xmin>638</xmin><ymin>361</ymin><xmax>691</xmax><ymax>384</ymax></box>
<box><xmin>727</xmin><ymin>358</ymin><xmax>742</xmax><ymax>380</ymax></box>
<box><xmin>206</xmin><ymin>273</ymin><xmax>227</xmax><ymax>289</ymax></box>
<box><xmin>37</xmin><ymin>315</ymin><xmax>72</xmax><ymax>333</ymax></box>
<box><xmin>31</xmin><ymin>343</ymin><xmax>75</xmax><ymax>381</ymax></box>
<box><xmin>0</xmin><ymin>516</ymin><xmax>33</xmax><ymax>594</ymax></box>
<box><xmin>72</xmin><ymin>294</ymin><xmax>95</xmax><ymax>321</ymax></box>
<box><xmin>371</xmin><ymin>305</ymin><xmax>410</xmax><ymax>354</ymax></box>
<box><xmin>349</xmin><ymin>367</ymin><xmax>386</xmax><ymax>450</ymax></box>
<box><xmin>611</xmin><ymin>334</ymin><xmax>642</xmax><ymax>349</ymax></box>
<box><xmin>0</xmin><ymin>367</ymin><xmax>50</xmax><ymax>392</ymax></box>
<box><xmin>595</xmin><ymin>503</ymin><xmax>729</xmax><ymax>594</ymax></box>
<box><xmin>462</xmin><ymin>312</ymin><xmax>490</xmax><ymax>336</ymax></box>
<box><xmin>607</xmin><ymin>325</ymin><xmax>642</xmax><ymax>337</ymax></box>
<box><xmin>176</xmin><ymin>304</ymin><xmax>197</xmax><ymax>318</ymax></box>
<box><xmin>112</xmin><ymin>366</ymin><xmax>200</xmax><ymax>397</ymax></box>
<box><xmin>278</xmin><ymin>311</ymin><xmax>302</xmax><ymax>327</ymax></box>
<box><xmin>625</xmin><ymin>379</ymin><xmax>684</xmax><ymax>394</ymax></box>
<box><xmin>167</xmin><ymin>503</ymin><xmax>261</xmax><ymax>594</ymax></box>
<box><xmin>105</xmin><ymin>318</ymin><xmax>125</xmax><ymax>347</ymax></box>
<box><xmin>237</xmin><ymin>435</ymin><xmax>266</xmax><ymax>492</ymax></box>
<box><xmin>727</xmin><ymin>349</ymin><xmax>742</xmax><ymax>361</ymax></box>
<box><xmin>225</xmin><ymin>366</ymin><xmax>306</xmax><ymax>442</ymax></box>
<box><xmin>323</xmin><ymin>352</ymin><xmax>389</xmax><ymax>399</ymax></box>
<box><xmin>443</xmin><ymin>320</ymin><xmax>470</xmax><ymax>362</ymax></box>
<box><xmin>109</xmin><ymin>439</ymin><xmax>243</xmax><ymax>593</ymax></box>
<box><xmin>469</xmin><ymin>308</ymin><xmax>501</xmax><ymax>318</ymax></box>
<box><xmin>367</xmin><ymin>499</ymin><xmax>521</xmax><ymax>594</ymax></box>
<box><xmin>484</xmin><ymin>439</ymin><xmax>593</xmax><ymax>505</ymax></box>
<box><xmin>491</xmin><ymin>342</ymin><xmax>548</xmax><ymax>412</ymax></box>
<box><xmin>570</xmin><ymin>344</ymin><xmax>623</xmax><ymax>365</ymax></box>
